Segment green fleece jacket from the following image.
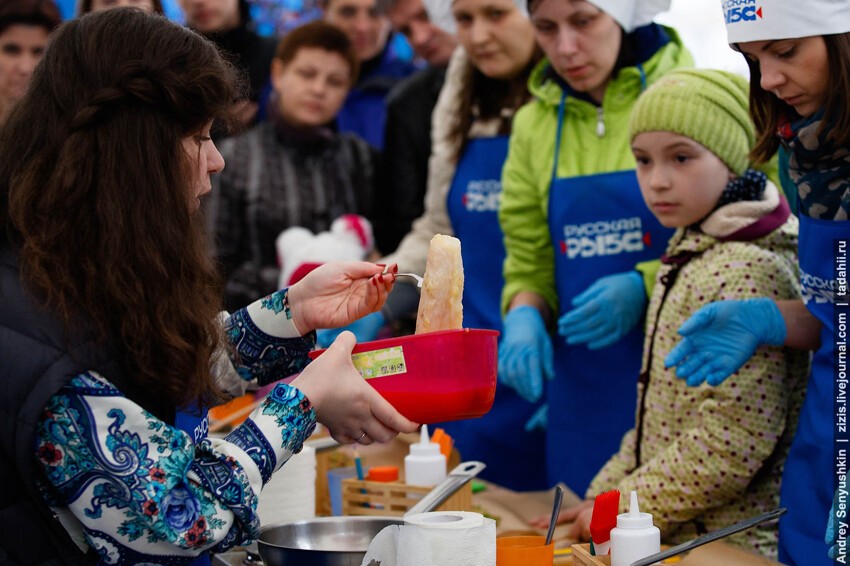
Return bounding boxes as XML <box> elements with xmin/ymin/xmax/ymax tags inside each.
<box><xmin>499</xmin><ymin>27</ymin><xmax>693</xmax><ymax>315</ymax></box>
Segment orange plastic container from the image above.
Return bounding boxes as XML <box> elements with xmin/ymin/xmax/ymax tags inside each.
<box><xmin>497</xmin><ymin>535</ymin><xmax>554</xmax><ymax>565</ymax></box>
<box><xmin>308</xmin><ymin>328</ymin><xmax>498</xmax><ymax>424</ymax></box>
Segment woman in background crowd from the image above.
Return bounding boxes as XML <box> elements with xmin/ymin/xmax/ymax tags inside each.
<box><xmin>210</xmin><ymin>21</ymin><xmax>379</xmax><ymax>311</ymax></box>
<box><xmin>497</xmin><ymin>0</ymin><xmax>692</xmax><ymax>494</ymax></box>
<box><xmin>381</xmin><ymin>0</ymin><xmax>548</xmax><ymax>490</ymax></box>
<box><xmin>664</xmin><ymin>3</ymin><xmax>850</xmax><ymax>564</ymax></box>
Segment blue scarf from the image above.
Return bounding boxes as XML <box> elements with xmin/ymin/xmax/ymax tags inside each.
<box><xmin>778</xmin><ymin>110</ymin><xmax>850</xmax><ymax>220</ymax></box>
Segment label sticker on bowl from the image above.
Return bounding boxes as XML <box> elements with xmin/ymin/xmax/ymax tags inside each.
<box><xmin>351</xmin><ymin>347</ymin><xmax>407</xmax><ymax>379</ymax></box>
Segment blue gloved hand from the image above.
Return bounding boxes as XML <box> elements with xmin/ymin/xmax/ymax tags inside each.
<box><xmin>524</xmin><ymin>404</ymin><xmax>548</xmax><ymax>432</ymax></box>
<box><xmin>828</xmin><ymin>487</ymin><xmax>841</xmax><ymax>559</ymax></box>
<box><xmin>498</xmin><ymin>305</ymin><xmax>554</xmax><ymax>403</ymax></box>
<box><xmin>557</xmin><ymin>271</ymin><xmax>646</xmax><ymax>350</ymax></box>
<box><xmin>665</xmin><ymin>298</ymin><xmax>786</xmax><ymax>387</ymax></box>
<box><xmin>316</xmin><ymin>311</ymin><xmax>386</xmax><ymax>348</ymax></box>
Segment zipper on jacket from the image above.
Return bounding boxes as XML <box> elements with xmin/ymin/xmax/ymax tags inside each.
<box><xmin>596</xmin><ymin>106</ymin><xmax>605</xmax><ymax>137</ymax></box>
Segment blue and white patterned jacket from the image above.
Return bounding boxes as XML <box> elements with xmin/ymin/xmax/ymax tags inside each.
<box><xmin>34</xmin><ymin>289</ymin><xmax>319</xmax><ymax>564</ymax></box>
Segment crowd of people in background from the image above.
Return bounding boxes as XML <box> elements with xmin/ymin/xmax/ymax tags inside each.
<box><xmin>0</xmin><ymin>0</ymin><xmax>848</xmax><ymax>565</ymax></box>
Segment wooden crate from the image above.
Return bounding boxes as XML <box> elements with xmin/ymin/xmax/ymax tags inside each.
<box><xmin>341</xmin><ymin>478</ymin><xmax>472</xmax><ymax>516</ymax></box>
<box><xmin>571</xmin><ymin>544</ymin><xmax>610</xmax><ymax>566</ymax></box>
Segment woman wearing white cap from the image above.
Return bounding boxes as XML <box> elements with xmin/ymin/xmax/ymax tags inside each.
<box><xmin>663</xmin><ymin>2</ymin><xmax>850</xmax><ymax>565</ymax></box>
<box><xmin>497</xmin><ymin>0</ymin><xmax>692</xmax><ymax>494</ymax></box>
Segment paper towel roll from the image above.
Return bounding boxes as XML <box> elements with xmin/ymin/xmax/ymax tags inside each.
<box><xmin>404</xmin><ymin>511</ymin><xmax>485</xmax><ymax>529</ymax></box>
<box><xmin>361</xmin><ymin>511</ymin><xmax>496</xmax><ymax>566</ymax></box>
<box><xmin>257</xmin><ymin>444</ymin><xmax>316</xmax><ymax>525</ymax></box>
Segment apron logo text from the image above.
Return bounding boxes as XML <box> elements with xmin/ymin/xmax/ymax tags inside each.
<box><xmin>801</xmin><ymin>269</ymin><xmax>836</xmax><ymax>304</ymax></box>
<box><xmin>559</xmin><ymin>217</ymin><xmax>649</xmax><ymax>259</ymax></box>
<box><xmin>462</xmin><ymin>179</ymin><xmax>502</xmax><ymax>213</ymax></box>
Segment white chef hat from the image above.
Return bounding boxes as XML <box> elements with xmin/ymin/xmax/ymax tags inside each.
<box><xmin>429</xmin><ymin>0</ymin><xmax>529</xmax><ymax>35</ymax></box>
<box><xmin>723</xmin><ymin>0</ymin><xmax>850</xmax><ymax>46</ymax></box>
<box><xmin>425</xmin><ymin>0</ymin><xmax>457</xmax><ymax>34</ymax></box>
<box><xmin>587</xmin><ymin>0</ymin><xmax>671</xmax><ymax>32</ymax></box>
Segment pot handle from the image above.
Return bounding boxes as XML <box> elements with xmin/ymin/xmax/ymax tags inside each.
<box><xmin>404</xmin><ymin>461</ymin><xmax>486</xmax><ymax>517</ymax></box>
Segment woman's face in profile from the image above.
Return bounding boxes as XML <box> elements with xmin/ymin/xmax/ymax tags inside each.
<box><xmin>739</xmin><ymin>36</ymin><xmax>829</xmax><ymax>119</ymax></box>
<box><xmin>272</xmin><ymin>47</ymin><xmax>352</xmax><ymax>128</ymax></box>
<box><xmin>183</xmin><ymin>123</ymin><xmax>224</xmax><ymax>212</ymax></box>
<box><xmin>88</xmin><ymin>0</ymin><xmax>157</xmax><ymax>12</ymax></box>
<box><xmin>530</xmin><ymin>0</ymin><xmax>620</xmax><ymax>103</ymax></box>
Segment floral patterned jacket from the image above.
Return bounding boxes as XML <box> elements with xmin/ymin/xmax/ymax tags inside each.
<box><xmin>34</xmin><ymin>289</ymin><xmax>318</xmax><ymax>564</ymax></box>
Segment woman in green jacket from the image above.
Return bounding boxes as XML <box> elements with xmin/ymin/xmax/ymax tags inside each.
<box><xmin>497</xmin><ymin>0</ymin><xmax>692</xmax><ymax>493</ymax></box>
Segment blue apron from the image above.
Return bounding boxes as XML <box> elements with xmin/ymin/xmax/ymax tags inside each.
<box><xmin>439</xmin><ymin>136</ymin><xmax>548</xmax><ymax>491</ymax></box>
<box><xmin>779</xmin><ymin>215</ymin><xmax>849</xmax><ymax>566</ymax></box>
<box><xmin>546</xmin><ymin>94</ymin><xmax>673</xmax><ymax>494</ymax></box>
<box><xmin>175</xmin><ymin>406</ymin><xmax>212</xmax><ymax>566</ymax></box>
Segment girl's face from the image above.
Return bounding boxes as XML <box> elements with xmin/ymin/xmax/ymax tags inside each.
<box><xmin>452</xmin><ymin>0</ymin><xmax>536</xmax><ymax>80</ymax></box>
<box><xmin>183</xmin><ymin>122</ymin><xmax>224</xmax><ymax>212</ymax></box>
<box><xmin>530</xmin><ymin>0</ymin><xmax>620</xmax><ymax>103</ymax></box>
<box><xmin>739</xmin><ymin>36</ymin><xmax>829</xmax><ymax>118</ymax></box>
<box><xmin>272</xmin><ymin>47</ymin><xmax>352</xmax><ymax>128</ymax></box>
<box><xmin>632</xmin><ymin>131</ymin><xmax>733</xmax><ymax>228</ymax></box>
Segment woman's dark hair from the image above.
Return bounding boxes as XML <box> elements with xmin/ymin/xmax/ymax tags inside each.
<box><xmin>747</xmin><ymin>32</ymin><xmax>850</xmax><ymax>163</ymax></box>
<box><xmin>77</xmin><ymin>0</ymin><xmax>164</xmax><ymax>16</ymax></box>
<box><xmin>0</xmin><ymin>0</ymin><xmax>61</xmax><ymax>36</ymax></box>
<box><xmin>447</xmin><ymin>46</ymin><xmax>543</xmax><ymax>163</ymax></box>
<box><xmin>0</xmin><ymin>9</ymin><xmax>241</xmax><ymax>409</ymax></box>
<box><xmin>276</xmin><ymin>20</ymin><xmax>360</xmax><ymax>84</ymax></box>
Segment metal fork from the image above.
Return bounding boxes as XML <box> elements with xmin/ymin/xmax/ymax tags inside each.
<box><xmin>394</xmin><ymin>272</ymin><xmax>423</xmax><ymax>288</ymax></box>
<box><xmin>381</xmin><ymin>266</ymin><xmax>424</xmax><ymax>288</ymax></box>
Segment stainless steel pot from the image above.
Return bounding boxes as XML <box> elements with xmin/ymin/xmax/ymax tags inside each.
<box><xmin>257</xmin><ymin>461</ymin><xmax>485</xmax><ymax>566</ymax></box>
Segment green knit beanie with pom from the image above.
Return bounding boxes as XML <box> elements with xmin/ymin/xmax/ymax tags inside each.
<box><xmin>629</xmin><ymin>69</ymin><xmax>754</xmax><ymax>175</ymax></box>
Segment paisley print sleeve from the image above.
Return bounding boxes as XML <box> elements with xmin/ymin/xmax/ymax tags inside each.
<box><xmin>224</xmin><ymin>289</ymin><xmax>317</xmax><ymax>386</ymax></box>
<box><xmin>35</xmin><ymin>372</ymin><xmax>316</xmax><ymax>564</ymax></box>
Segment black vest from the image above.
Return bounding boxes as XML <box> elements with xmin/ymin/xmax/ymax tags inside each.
<box><xmin>0</xmin><ymin>245</ymin><xmax>174</xmax><ymax>564</ymax></box>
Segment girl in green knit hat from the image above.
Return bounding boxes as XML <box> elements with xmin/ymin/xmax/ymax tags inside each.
<box><xmin>571</xmin><ymin>69</ymin><xmax>809</xmax><ymax>559</ymax></box>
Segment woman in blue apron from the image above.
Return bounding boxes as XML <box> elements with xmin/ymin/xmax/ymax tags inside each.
<box><xmin>498</xmin><ymin>0</ymin><xmax>692</xmax><ymax>496</ymax></box>
<box><xmin>0</xmin><ymin>10</ymin><xmax>417</xmax><ymax>564</ymax></box>
<box><xmin>323</xmin><ymin>0</ymin><xmax>549</xmax><ymax>490</ymax></box>
<box><xmin>664</xmin><ymin>4</ymin><xmax>850</xmax><ymax>564</ymax></box>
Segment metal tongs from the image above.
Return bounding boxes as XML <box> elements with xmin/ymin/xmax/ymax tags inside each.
<box><xmin>404</xmin><ymin>461</ymin><xmax>486</xmax><ymax>516</ymax></box>
<box><xmin>629</xmin><ymin>508</ymin><xmax>787</xmax><ymax>566</ymax></box>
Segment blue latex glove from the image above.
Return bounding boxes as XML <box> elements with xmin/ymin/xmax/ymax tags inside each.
<box><xmin>665</xmin><ymin>298</ymin><xmax>786</xmax><ymax>387</ymax></box>
<box><xmin>524</xmin><ymin>404</ymin><xmax>548</xmax><ymax>432</ymax></box>
<box><xmin>828</xmin><ymin>487</ymin><xmax>841</xmax><ymax>559</ymax></box>
<box><xmin>498</xmin><ymin>305</ymin><xmax>554</xmax><ymax>403</ymax></box>
<box><xmin>557</xmin><ymin>271</ymin><xmax>646</xmax><ymax>350</ymax></box>
<box><xmin>316</xmin><ymin>311</ymin><xmax>386</xmax><ymax>348</ymax></box>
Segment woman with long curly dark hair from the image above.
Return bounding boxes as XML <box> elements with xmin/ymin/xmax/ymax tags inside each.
<box><xmin>0</xmin><ymin>8</ymin><xmax>415</xmax><ymax>564</ymax></box>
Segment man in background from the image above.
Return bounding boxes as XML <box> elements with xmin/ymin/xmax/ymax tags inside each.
<box><xmin>323</xmin><ymin>0</ymin><xmax>417</xmax><ymax>149</ymax></box>
<box><xmin>373</xmin><ymin>0</ymin><xmax>456</xmax><ymax>253</ymax></box>
<box><xmin>0</xmin><ymin>0</ymin><xmax>61</xmax><ymax>127</ymax></box>
<box><xmin>179</xmin><ymin>0</ymin><xmax>277</xmax><ymax>133</ymax></box>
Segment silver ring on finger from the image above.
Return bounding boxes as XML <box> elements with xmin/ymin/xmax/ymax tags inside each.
<box><xmin>356</xmin><ymin>431</ymin><xmax>367</xmax><ymax>443</ymax></box>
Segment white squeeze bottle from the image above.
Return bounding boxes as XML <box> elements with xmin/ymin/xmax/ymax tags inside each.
<box><xmin>404</xmin><ymin>424</ymin><xmax>447</xmax><ymax>486</ymax></box>
<box><xmin>610</xmin><ymin>491</ymin><xmax>661</xmax><ymax>566</ymax></box>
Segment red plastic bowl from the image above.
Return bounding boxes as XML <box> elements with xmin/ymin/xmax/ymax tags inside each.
<box><xmin>308</xmin><ymin>328</ymin><xmax>498</xmax><ymax>424</ymax></box>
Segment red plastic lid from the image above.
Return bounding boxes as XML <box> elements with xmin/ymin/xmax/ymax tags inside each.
<box><xmin>367</xmin><ymin>466</ymin><xmax>399</xmax><ymax>482</ymax></box>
